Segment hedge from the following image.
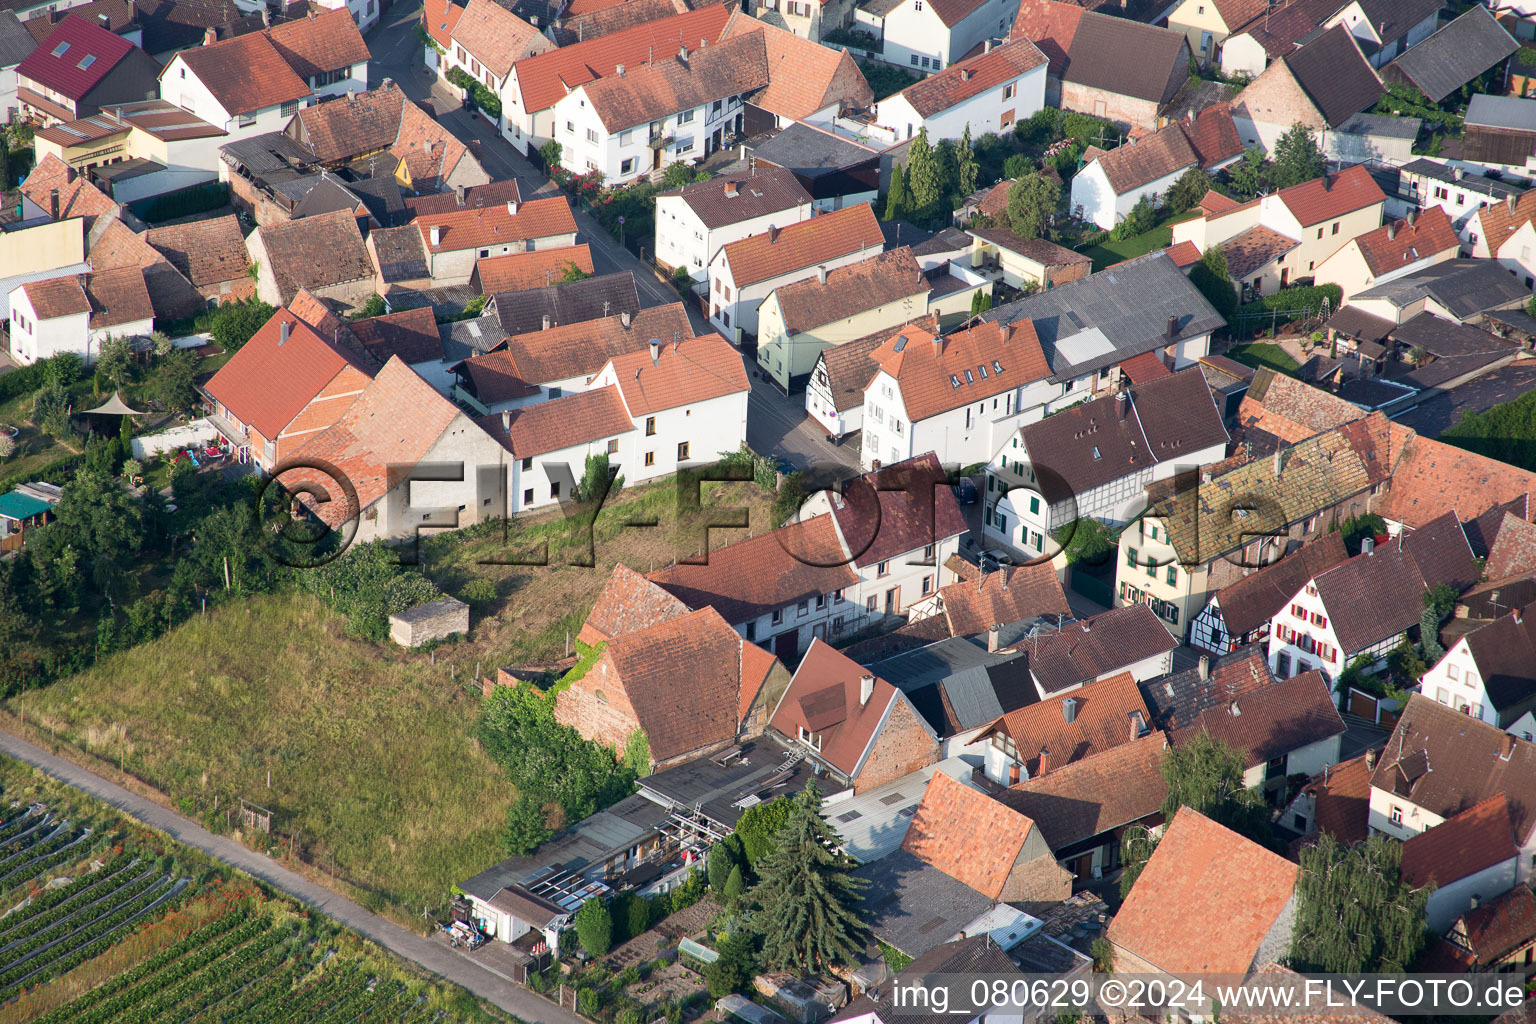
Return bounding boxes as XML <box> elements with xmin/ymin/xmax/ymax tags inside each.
<box><xmin>1236</xmin><ymin>283</ymin><xmax>1342</xmax><ymax>319</ymax></box>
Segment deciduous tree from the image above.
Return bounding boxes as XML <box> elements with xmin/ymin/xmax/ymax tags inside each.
<box><xmin>1269</xmin><ymin>123</ymin><xmax>1325</xmax><ymax>189</ymax></box>
<box><xmin>1006</xmin><ymin>175</ymin><xmax>1060</xmax><ymax>239</ymax></box>
<box><xmin>576</xmin><ymin>897</ymin><xmax>613</xmax><ymax>957</ymax></box>
<box><xmin>1290</xmin><ymin>833</ymin><xmax>1430</xmax><ymax>972</ymax></box>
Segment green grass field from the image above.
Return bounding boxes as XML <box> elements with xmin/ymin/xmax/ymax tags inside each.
<box><xmin>1076</xmin><ymin>224</ymin><xmax>1174</xmax><ymax>273</ymax></box>
<box><xmin>1226</xmin><ymin>343</ymin><xmax>1301</xmax><ymax>374</ymax></box>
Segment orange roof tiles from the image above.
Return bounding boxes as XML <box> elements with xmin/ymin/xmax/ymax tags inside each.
<box><xmin>723</xmin><ymin>14</ymin><xmax>872</xmax><ymax>121</ymax></box>
<box><xmin>513</xmin><ymin>4</ymin><xmax>734</xmax><ymax>114</ymax></box>
<box><xmin>900</xmin><ymin>772</ymin><xmax>1037</xmax><ymax>899</ymax></box>
<box><xmin>1475</xmin><ymin>191</ymin><xmax>1536</xmax><ymax>254</ymax></box>
<box><xmin>488</xmin><ymin>384</ymin><xmax>635</xmax><ymax>458</ymax></box>
<box><xmin>607</xmin><ymin>335</ymin><xmax>749</xmax><ymax>416</ymax></box>
<box><xmin>265</xmin><ymin>8</ymin><xmax>370</xmax><ymax>81</ymax></box>
<box><xmin>172</xmin><ymin>29</ymin><xmax>309</xmax><ymax>117</ymax></box>
<box><xmin>933</xmin><ymin>561</ymin><xmax>1070</xmax><ymax>637</ymax></box>
<box><xmin>1000</xmin><ymin>731</ymin><xmax>1167</xmax><ymax>847</ymax></box>
<box><xmin>578</xmin><ymin>562</ymin><xmax>691</xmax><ymax>646</ymax></box>
<box><xmin>1351</xmin><ymin>207</ymin><xmax>1459</xmax><ymax>276</ymax></box>
<box><xmin>145</xmin><ymin>213</ymin><xmax>250</xmax><ymax>288</ymax></box>
<box><xmin>581</xmin><ymin>32</ymin><xmax>768</xmax><ymax>133</ymax></box>
<box><xmin>494</xmin><ymin>303</ymin><xmax>692</xmax><ymax>388</ymax></box>
<box><xmin>720</xmin><ymin>203</ymin><xmax>882</xmax><ymax>287</ymax></box>
<box><xmin>453</xmin><ymin>0</ymin><xmax>548</xmax><ymax>79</ymax></box>
<box><xmin>1303</xmin><ymin>750</ymin><xmax>1374</xmax><ymax>846</ymax></box>
<box><xmin>1277</xmin><ymin>163</ymin><xmax>1386</xmax><ymax>228</ymax></box>
<box><xmin>1009</xmin><ymin>0</ymin><xmax>1080</xmax><ymax>76</ymax></box>
<box><xmin>1198</xmin><ymin>188</ymin><xmax>1241</xmax><ymax>216</ymax></box>
<box><xmin>1238</xmin><ymin>367</ymin><xmax>1365</xmax><ymax>443</ymax></box>
<box><xmin>1380</xmin><ymin>427</ymin><xmax>1536</xmax><ymax>529</ymax></box>
<box><xmin>1401</xmin><ymin>793</ymin><xmax>1517</xmax><ymax>889</ymax></box>
<box><xmin>415</xmin><ymin>196</ymin><xmax>577</xmax><ymax>253</ymax></box>
<box><xmin>422</xmin><ymin>0</ymin><xmax>463</xmax><ymax>49</ymax></box>
<box><xmin>20</xmin><ymin>153</ymin><xmax>118</xmax><ymax>226</ymax></box>
<box><xmin>868</xmin><ymin>319</ymin><xmax>1050</xmax><ymax>423</ymax></box>
<box><xmin>23</xmin><ymin>275</ymin><xmax>90</xmax><ymax>319</ymax></box>
<box><xmin>1181</xmin><ymin>104</ymin><xmax>1244</xmax><ymax>167</ymax></box>
<box><xmin>1107</xmin><ymin>806</ymin><xmax>1299</xmax><ymax>974</ymax></box>
<box><xmin>474</xmin><ymin>245</ymin><xmax>596</xmax><ymax>293</ymax></box>
<box><xmin>769</xmin><ymin>638</ymin><xmax>913</xmax><ymax>777</ymax></box>
<box><xmin>891</xmin><ymin>37</ymin><xmax>1046</xmax><ymax>119</ymax></box>
<box><xmin>987</xmin><ymin>671</ymin><xmax>1151</xmax><ymax>777</ymax></box>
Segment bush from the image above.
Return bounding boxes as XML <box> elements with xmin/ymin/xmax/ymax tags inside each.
<box><xmin>208</xmin><ymin>298</ymin><xmax>277</xmax><ymax>353</ymax></box>
<box><xmin>459</xmin><ymin>578</ymin><xmax>497</xmax><ymax>607</ymax></box>
<box><xmin>576</xmin><ymin>898</ymin><xmax>613</xmax><ymax>957</ymax></box>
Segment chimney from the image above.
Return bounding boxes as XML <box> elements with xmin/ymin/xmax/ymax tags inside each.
<box><xmin>127</xmin><ymin>0</ymin><xmax>134</xmax><ymax>19</ymax></box>
<box><xmin>961</xmin><ymin>68</ymin><xmax>975</xmax><ymax>81</ymax></box>
<box><xmin>279</xmin><ymin>320</ymin><xmax>291</xmax><ymax>345</ymax></box>
<box><xmin>621</xmin><ymin>310</ymin><xmax>633</xmax><ymax>328</ymax></box>
<box><xmin>984</xmin><ymin>39</ymin><xmax>992</xmax><ymax>53</ymax></box>
<box><xmin>1515</xmin><ymin>608</ymin><xmax>1524</xmax><ymax>625</ymax></box>
<box><xmin>1037</xmin><ymin>747</ymin><xmax>1050</xmax><ymax>776</ymax></box>
<box><xmin>1501</xmin><ymin>733</ymin><xmax>1516</xmax><ymax>761</ymax></box>
<box><xmin>1116</xmin><ymin>391</ymin><xmax>1129</xmax><ymax>420</ymax></box>
<box><xmin>768</xmin><ymin>224</ymin><xmax>780</xmax><ymax>243</ymax></box>
<box><xmin>1407</xmin><ymin>209</ymin><xmax>1417</xmax><ymax>228</ymax></box>
<box><xmin>1509</xmin><ymin>194</ymin><xmax>1518</xmax><ymax>215</ymax></box>
<box><xmin>424</xmin><ymin>140</ymin><xmax>433</xmax><ymax>156</ymax></box>
<box><xmin>988</xmin><ymin>624</ymin><xmax>1002</xmax><ymax>653</ymax></box>
<box><xmin>506</xmin><ymin>200</ymin><xmax>518</xmax><ymax>216</ymax></box>
<box><xmin>616</xmin><ymin>63</ymin><xmax>626</xmax><ymax>76</ymax></box>
<box><xmin>859</xmin><ymin>673</ymin><xmax>875</xmax><ymax>707</ymax></box>
<box><xmin>455</xmin><ymin>184</ymin><xmax>466</xmax><ymax>206</ymax></box>
<box><xmin>1166</xmin><ymin>315</ymin><xmax>1178</xmax><ymax>339</ymax></box>
<box><xmin>541</xmin><ymin>314</ymin><xmax>552</xmax><ymax>330</ymax></box>
<box><xmin>1363</xmin><ymin>536</ymin><xmax>1376</xmax><ymax>556</ymax></box>
<box><xmin>1453</xmin><ymin>166</ymin><xmax>1464</xmax><ymax>181</ymax></box>
<box><xmin>1387</xmin><ymin>222</ymin><xmax>1397</xmax><ymax>241</ymax></box>
<box><xmin>98</xmin><ymin>12</ymin><xmax>110</xmax><ymax>27</ymax></box>
<box><xmin>816</xmin><ymin>265</ymin><xmax>828</xmax><ymax>285</ymax></box>
<box><xmin>49</xmin><ymin>188</ymin><xmax>59</xmax><ymax>221</ymax></box>
<box><xmin>1129</xmin><ymin>710</ymin><xmax>1144</xmax><ymax>741</ymax></box>
<box><xmin>724</xmin><ymin>181</ymin><xmax>739</xmax><ymax>198</ymax></box>
<box><xmin>430</xmin><ymin>225</ymin><xmax>442</xmax><ymax>247</ymax></box>
<box><xmin>1198</xmin><ymin>654</ymin><xmax>1209</xmax><ymax>681</ymax></box>
<box><xmin>1062</xmin><ymin>697</ymin><xmax>1077</xmax><ymax>724</ymax></box>
<box><xmin>203</xmin><ymin>25</ymin><xmax>216</xmax><ymax>44</ymax></box>
<box><xmin>1364</xmin><ymin>748</ymin><xmax>1377</xmax><ymax>770</ymax></box>
<box><xmin>649</xmin><ymin>338</ymin><xmax>661</xmax><ymax>364</ymax></box>
<box><xmin>501</xmin><ymin>409</ymin><xmax>511</xmax><ymax>431</ymax></box>
<box><xmin>678</xmin><ymin>44</ymin><xmax>689</xmax><ymax>63</ymax></box>
<box><xmin>1273</xmin><ymin>449</ymin><xmax>1283</xmax><ymax>478</ymax></box>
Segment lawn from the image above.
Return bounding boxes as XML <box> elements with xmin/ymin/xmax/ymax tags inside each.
<box><xmin>1226</xmin><ymin>342</ymin><xmax>1301</xmax><ymax>374</ymax></box>
<box><xmin>1076</xmin><ymin>224</ymin><xmax>1174</xmax><ymax>273</ymax></box>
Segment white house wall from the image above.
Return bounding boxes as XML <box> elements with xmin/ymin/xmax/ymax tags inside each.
<box><xmin>654</xmin><ymin>193</ymin><xmax>813</xmax><ymax>286</ymax></box>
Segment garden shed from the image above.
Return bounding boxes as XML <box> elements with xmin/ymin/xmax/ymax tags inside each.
<box><xmin>389</xmin><ymin>597</ymin><xmax>469</xmax><ymax>647</ymax></box>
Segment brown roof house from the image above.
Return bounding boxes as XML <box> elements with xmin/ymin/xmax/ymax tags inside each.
<box><xmin>410</xmin><ymin>197</ymin><xmax>578</xmax><ymax>286</ymax></box>
<box><xmin>1313</xmin><ymin>207</ymin><xmax>1461</xmax><ymax>304</ymax></box>
<box><xmin>1422</xmin><ymin>884</ymin><xmax>1536</xmax><ymax>975</ymax></box>
<box><xmin>440</xmin><ymin>0</ymin><xmax>551</xmax><ymax>130</ymax></box>
<box><xmin>245</xmin><ymin>208</ymin><xmax>376</xmax><ymax>310</ymax></box>
<box><xmin>906</xmin><ymin>560</ymin><xmax>1070</xmax><ymax>642</ymax></box>
<box><xmin>974</xmin><ymin>670</ymin><xmax>1155</xmax><ymax>786</ymax></box>
<box><xmin>145</xmin><ymin>213</ymin><xmax>253</xmax><ymax>304</ymax></box>
<box><xmin>1021</xmin><ymin>604</ymin><xmax>1179</xmax><ymax>698</ymax></box>
<box><xmin>965</xmin><ymin>224</ymin><xmax>1091</xmax><ymax>292</ymax></box>
<box><xmin>1229</xmin><ymin>24</ymin><xmax>1386</xmax><ymax>154</ymax></box>
<box><xmin>1370</xmin><ymin>694</ymin><xmax>1536</xmax><ymax>884</ymax></box>
<box><xmin>1189</xmin><ymin>532</ymin><xmax>1350</xmax><ymax>655</ymax></box>
<box><xmin>1054</xmin><ymin>7</ymin><xmax>1193</xmax><ymax>131</ymax></box>
<box><xmin>554</xmin><ymin>606</ymin><xmax>790</xmax><ymax>772</ymax></box>
<box><xmin>1401</xmin><ymin>793</ymin><xmax>1520</xmax><ymax>932</ymax></box>
<box><xmin>900</xmin><ymin>770</ymin><xmax>1071</xmax><ymax>903</ymax></box>
<box><xmin>872</xmin><ymin>37</ymin><xmax>1049</xmax><ymax>144</ymax></box>
<box><xmin>653</xmin><ymin>166</ymin><xmax>813</xmax><ymax>290</ymax></box>
<box><xmin>1107</xmin><ymin>806</ymin><xmax>1299</xmax><ymax>976</ymax></box>
<box><xmin>1418</xmin><ymin>600</ymin><xmax>1536</xmax><ymax>733</ymax></box>
<box><xmin>768</xmin><ymin>637</ymin><xmax>940</xmax><ymax>793</ymax></box>
<box><xmin>1069</xmin><ymin>106</ymin><xmax>1244</xmax><ymax>230</ymax></box>
<box><xmin>1278</xmin><ymin>747</ymin><xmax>1376</xmax><ymax>845</ymax></box>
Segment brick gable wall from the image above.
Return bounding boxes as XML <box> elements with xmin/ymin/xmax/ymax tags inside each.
<box><xmin>554</xmin><ymin>649</ymin><xmax>645</xmax><ymax>761</ymax></box>
<box><xmin>743</xmin><ymin>661</ymin><xmax>793</xmax><ymax>738</ymax></box>
<box><xmin>853</xmin><ymin>695</ymin><xmax>940</xmax><ymax>794</ymax></box>
<box><xmin>1060</xmin><ymin>83</ymin><xmax>1160</xmax><ymax>132</ymax></box>
<box><xmin>999</xmin><ymin>822</ymin><xmax>1074</xmax><ymax>902</ymax></box>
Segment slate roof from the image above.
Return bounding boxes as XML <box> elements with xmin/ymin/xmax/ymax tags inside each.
<box><xmin>581</xmin><ymin>31</ymin><xmax>767</xmax><ymax>133</ymax></box>
<box><xmin>768</xmin><ymin>638</ymin><xmax>912</xmax><ymax>777</ymax></box>
<box><xmin>719</xmin><ymin>203</ymin><xmax>881</xmax><ymax>287</ymax></box>
<box><xmin>1106</xmin><ymin>806</ymin><xmax>1299</xmax><ymax>974</ymax></box>
<box><xmin>658</xmin><ymin>166</ymin><xmax>810</xmax><ymax>230</ymax></box>
<box><xmin>1060</xmin><ymin>10</ymin><xmax>1187</xmax><ymax>106</ymax></box>
<box><xmin>0</xmin><ymin>11</ymin><xmax>34</xmax><ymax>68</ymax></box>
<box><xmin>1466</xmin><ymin>93</ymin><xmax>1536</xmax><ymax>132</ymax></box>
<box><xmin>1016</xmin><ymin>367</ymin><xmax>1227</xmax><ymax>503</ymax></box>
<box><xmin>983</xmin><ymin>251</ymin><xmax>1225</xmax><ymax>382</ymax></box>
<box><xmin>772</xmin><ymin>247</ymin><xmax>927</xmax><ymax>335</ymax></box>
<box><xmin>850</xmin><ymin>851</ymin><xmax>996</xmax><ymax>959</ymax></box>
<box><xmin>901</xmin><ymin>771</ymin><xmax>1038</xmax><ymax>899</ymax></box>
<box><xmin>1353</xmin><ymin>259</ymin><xmax>1531</xmax><ymax>320</ymax></box>
<box><xmin>893</xmin><ymin>37</ymin><xmax>1046</xmax><ymax>118</ymax></box>
<box><xmin>1485</xmin><ymin>516</ymin><xmax>1536</xmax><ymax>581</ymax></box>
<box><xmin>16</xmin><ymin>15</ymin><xmax>131</xmax><ymax>100</ymax></box>
<box><xmin>1375</xmin><ymin>694</ymin><xmax>1536</xmax><ymax>844</ymax></box>
<box><xmin>747</xmin><ymin>121</ymin><xmax>879</xmax><ymax>178</ymax></box>
<box><xmin>578</xmin><ymin>562</ymin><xmax>690</xmax><ymax>646</ymax></box>
<box><xmin>489</xmin><ymin>272</ymin><xmax>641</xmax><ymax>336</ymax></box>
<box><xmin>204</xmin><ymin>307</ymin><xmax>374</xmax><ymax>437</ymax></box>
<box><xmin>369</xmin><ymin>224</ymin><xmax>429</xmax><ymax>284</ymax></box>
<box><xmin>867</xmin><ymin>319</ymin><xmax>1051</xmax><ymax>423</ymax></box>
<box><xmin>650</xmin><ymin>518</ymin><xmax>859</xmax><ymax>626</ymax></box>
<box><xmin>1208</xmin><ymin>533</ymin><xmax>1349</xmax><ymax>639</ymax></box>
<box><xmin>1379</xmin><ymin>427</ymin><xmax>1536</xmax><ymax>530</ymax></box>
<box><xmin>1386</xmin><ymin>6</ymin><xmax>1517</xmax><ymax>104</ymax></box>
<box><xmin>1400</xmin><ymin>793</ymin><xmax>1517</xmax><ymax>889</ymax></box>
<box><xmin>1280</xmin><ymin>24</ymin><xmax>1384</xmax><ymax>129</ymax></box>
<box><xmin>606</xmin><ymin>335</ymin><xmax>749</xmax><ymax>416</ymax></box>
<box><xmin>255</xmin><ymin>209</ymin><xmax>374</xmax><ymax>301</ymax></box>
<box><xmin>483</xmin><ymin>303</ymin><xmax>691</xmax><ymax>391</ymax></box>
<box><xmin>1020</xmin><ymin>605</ymin><xmax>1177</xmax><ymax>695</ymax></box>
<box><xmin>931</xmin><ymin>562</ymin><xmax>1070</xmax><ymax>638</ymax></box>
<box><xmin>482</xmin><ymin>385</ymin><xmax>634</xmax><ymax>458</ymax></box>
<box><xmin>986</xmin><ymin>670</ymin><xmax>1152</xmax><ymax>777</ymax></box>
<box><xmin>1090</xmin><ymin>121</ymin><xmax>1197</xmax><ymax>195</ymax></box>
<box><xmin>452</xmin><ymin>0</ymin><xmax>545</xmax><ymax>79</ymax></box>
<box><xmin>144</xmin><ymin>214</ymin><xmax>249</xmax><ymax>289</ymax></box>
<box><xmin>999</xmin><ymin>731</ymin><xmax>1167</xmax><ymax>848</ymax></box>
<box><xmin>1171</xmin><ymin>669</ymin><xmax>1344</xmax><ymax>769</ymax></box>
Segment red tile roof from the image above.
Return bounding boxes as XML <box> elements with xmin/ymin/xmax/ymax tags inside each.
<box><xmin>204</xmin><ymin>307</ymin><xmax>376</xmax><ymax>438</ymax></box>
<box><xmin>891</xmin><ymin>38</ymin><xmax>1046</xmax><ymax>119</ymax></box>
<box><xmin>256</xmin><ymin>209</ymin><xmax>374</xmax><ymax>301</ymax></box>
<box><xmin>1164</xmin><ymin>239</ymin><xmax>1202</xmax><ymax>268</ymax></box>
<box><xmin>1091</xmin><ymin>120</ymin><xmax>1198</xmax><ymax>195</ymax></box>
<box><xmin>1380</xmin><ymin>425</ymin><xmax>1536</xmax><ymax>530</ymax></box>
<box><xmin>23</xmin><ymin>275</ymin><xmax>90</xmax><ymax>319</ymax></box>
<box><xmin>900</xmin><ymin>772</ymin><xmax>1037</xmax><ymax>899</ymax></box>
<box><xmin>171</xmin><ymin>30</ymin><xmax>309</xmax><ymax>117</ymax></box>
<box><xmin>474</xmin><ymin>245</ymin><xmax>595</xmax><ymax>293</ymax></box>
<box><xmin>486</xmin><ymin>384</ymin><xmax>635</xmax><ymax>458</ymax></box>
<box><xmin>1401</xmin><ymin>793</ymin><xmax>1517</xmax><ymax>889</ymax></box>
<box><xmin>414</xmin><ymin>196</ymin><xmax>577</xmax><ymax>253</ymax></box>
<box><xmin>578</xmin><ymin>561</ymin><xmax>691</xmax><ymax>646</ymax></box>
<box><xmin>1485</xmin><ymin>514</ymin><xmax>1536</xmax><ymax>580</ymax></box>
<box><xmin>1008</xmin><ymin>0</ymin><xmax>1081</xmax><ymax>75</ymax></box>
<box><xmin>422</xmin><ymin>0</ymin><xmax>463</xmax><ymax>49</ymax></box>
<box><xmin>17</xmin><ymin>15</ymin><xmax>133</xmax><ymax>101</ymax></box>
<box><xmin>287</xmin><ymin>288</ymin><xmax>345</xmax><ymax>339</ymax></box>
<box><xmin>1302</xmin><ymin>750</ymin><xmax>1375</xmax><ymax>846</ymax></box>
<box><xmin>932</xmin><ymin>562</ymin><xmax>1070</xmax><ymax>637</ymax></box>
<box><xmin>773</xmin><ymin>247</ymin><xmax>928</xmax><ymax>335</ymax></box>
<box><xmin>1238</xmin><ymin>367</ymin><xmax>1365</xmax><ymax>443</ymax></box>
<box><xmin>1000</xmin><ymin>731</ymin><xmax>1167</xmax><ymax>847</ymax></box>
<box><xmin>769</xmin><ymin>638</ymin><xmax>923</xmax><ymax>777</ymax></box>
<box><xmin>867</xmin><ymin>319</ymin><xmax>1051</xmax><ymax>423</ymax></box>
<box><xmin>1455</xmin><ymin>884</ymin><xmax>1536</xmax><ymax>965</ymax></box>
<box><xmin>84</xmin><ymin>265</ymin><xmax>153</xmax><ymax>328</ymax></box>
<box><xmin>649</xmin><ymin>516</ymin><xmax>858</xmax><ymax>625</ymax></box>
<box><xmin>264</xmin><ymin>8</ymin><xmax>370</xmax><ymax>81</ymax></box>
<box><xmin>607</xmin><ymin>334</ymin><xmax>749</xmax><ymax>417</ymax></box>
<box><xmin>1180</xmin><ymin>103</ymin><xmax>1243</xmax><ymax>168</ymax></box>
<box><xmin>1108</xmin><ymin>806</ymin><xmax>1299</xmax><ymax>974</ymax></box>
<box><xmin>512</xmin><ymin>4</ymin><xmax>734</xmax><ymax>114</ymax></box>
<box><xmin>823</xmin><ymin>453</ymin><xmax>967</xmax><ymax>569</ymax></box>
<box><xmin>581</xmin><ymin>32</ymin><xmax>769</xmax><ymax>133</ymax></box>
<box><xmin>486</xmin><ymin>303</ymin><xmax>692</xmax><ymax>390</ymax></box>
<box><xmin>452</xmin><ymin>0</ymin><xmax>547</xmax><ymax>78</ymax></box>
<box><xmin>20</xmin><ymin>154</ymin><xmax>118</xmax><ymax>227</ymax></box>
<box><xmin>719</xmin><ymin>203</ymin><xmax>882</xmax><ymax>288</ymax></box>
<box><xmin>1118</xmin><ymin>350</ymin><xmax>1172</xmax><ymax>383</ymax></box>
<box><xmin>723</xmin><ymin>14</ymin><xmax>872</xmax><ymax>121</ymax></box>
<box><xmin>987</xmin><ymin>671</ymin><xmax>1152</xmax><ymax>777</ymax></box>
<box><xmin>1353</xmin><ymin>207</ymin><xmax>1461</xmax><ymax>276</ymax></box>
<box><xmin>345</xmin><ymin>306</ymin><xmax>443</xmax><ymax>364</ymax></box>
<box><xmin>1277</xmin><ymin>163</ymin><xmax>1386</xmax><ymax>228</ymax></box>
<box><xmin>145</xmin><ymin>213</ymin><xmax>250</xmax><ymax>288</ymax></box>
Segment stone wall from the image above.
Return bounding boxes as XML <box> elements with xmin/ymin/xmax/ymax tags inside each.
<box><xmin>389</xmin><ymin>596</ymin><xmax>470</xmax><ymax>647</ymax></box>
<box><xmin>853</xmin><ymin>696</ymin><xmax>940</xmax><ymax>793</ymax></box>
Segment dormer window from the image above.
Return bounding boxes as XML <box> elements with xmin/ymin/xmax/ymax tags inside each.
<box><xmin>797</xmin><ymin>726</ymin><xmax>823</xmax><ymax>750</ymax></box>
<box><xmin>993</xmin><ymin>360</ymin><xmax>1003</xmax><ymax>373</ymax></box>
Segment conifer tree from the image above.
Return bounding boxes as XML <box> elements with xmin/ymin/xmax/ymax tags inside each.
<box><xmin>906</xmin><ymin>128</ymin><xmax>941</xmax><ymax>219</ymax></box>
<box><xmin>751</xmin><ymin>782</ymin><xmax>869</xmax><ymax>972</ymax></box>
<box><xmin>957</xmin><ymin>124</ymin><xmax>979</xmax><ymax>199</ymax></box>
<box><xmin>882</xmin><ymin>165</ymin><xmax>910</xmax><ymax>222</ymax></box>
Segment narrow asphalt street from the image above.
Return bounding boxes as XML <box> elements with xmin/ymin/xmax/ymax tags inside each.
<box><xmin>0</xmin><ymin>728</ymin><xmax>583</xmax><ymax>1024</ymax></box>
